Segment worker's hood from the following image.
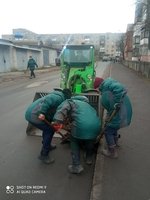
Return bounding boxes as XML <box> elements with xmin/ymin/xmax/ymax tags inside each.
<box><xmin>99</xmin><ymin>77</ymin><xmax>116</xmax><ymax>92</ymax></box>
<box><xmin>71</xmin><ymin>95</ymin><xmax>89</xmax><ymax>103</ymax></box>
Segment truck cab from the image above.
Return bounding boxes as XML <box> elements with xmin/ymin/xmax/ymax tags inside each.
<box><xmin>60</xmin><ymin>44</ymin><xmax>96</xmax><ymax>94</ymax></box>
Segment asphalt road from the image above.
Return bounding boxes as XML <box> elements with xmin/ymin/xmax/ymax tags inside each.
<box><xmin>1</xmin><ymin>61</ymin><xmax>149</xmax><ymax>200</ymax></box>
<box><xmin>0</xmin><ymin>64</ymin><xmax>108</xmax><ymax>200</ymax></box>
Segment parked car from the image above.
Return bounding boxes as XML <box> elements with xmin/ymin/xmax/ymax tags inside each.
<box><xmin>102</xmin><ymin>56</ymin><xmax>110</xmax><ymax>62</ymax></box>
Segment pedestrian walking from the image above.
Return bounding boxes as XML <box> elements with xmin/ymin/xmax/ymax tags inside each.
<box><xmin>98</xmin><ymin>78</ymin><xmax>132</xmax><ymax>158</ymax></box>
<box><xmin>25</xmin><ymin>89</ymin><xmax>72</xmax><ymax>164</ymax></box>
<box><xmin>53</xmin><ymin>95</ymin><xmax>101</xmax><ymax>174</ymax></box>
<box><xmin>27</xmin><ymin>56</ymin><xmax>38</xmax><ymax>78</ymax></box>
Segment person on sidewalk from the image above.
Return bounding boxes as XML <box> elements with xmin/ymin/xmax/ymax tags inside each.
<box><xmin>53</xmin><ymin>95</ymin><xmax>101</xmax><ymax>174</ymax></box>
<box><xmin>27</xmin><ymin>56</ymin><xmax>38</xmax><ymax>79</ymax></box>
<box><xmin>25</xmin><ymin>89</ymin><xmax>72</xmax><ymax>164</ymax></box>
<box><xmin>98</xmin><ymin>77</ymin><xmax>132</xmax><ymax>159</ymax></box>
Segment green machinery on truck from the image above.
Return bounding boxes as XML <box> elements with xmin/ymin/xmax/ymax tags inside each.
<box><xmin>60</xmin><ymin>44</ymin><xmax>96</xmax><ymax>93</ymax></box>
<box><xmin>26</xmin><ymin>44</ymin><xmax>100</xmax><ymax>136</ymax></box>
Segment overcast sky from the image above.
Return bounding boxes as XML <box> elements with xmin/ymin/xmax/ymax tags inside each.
<box><xmin>0</xmin><ymin>0</ymin><xmax>135</xmax><ymax>38</ymax></box>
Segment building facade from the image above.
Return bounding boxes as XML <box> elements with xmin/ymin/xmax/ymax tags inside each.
<box><xmin>126</xmin><ymin>0</ymin><xmax>150</xmax><ymax>62</ymax></box>
<box><xmin>2</xmin><ymin>29</ymin><xmax>123</xmax><ymax>59</ymax></box>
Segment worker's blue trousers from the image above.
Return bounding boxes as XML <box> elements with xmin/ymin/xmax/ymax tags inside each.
<box><xmin>104</xmin><ymin>126</ymin><xmax>119</xmax><ymax>147</ymax></box>
<box><xmin>31</xmin><ymin>122</ymin><xmax>55</xmax><ymax>156</ymax></box>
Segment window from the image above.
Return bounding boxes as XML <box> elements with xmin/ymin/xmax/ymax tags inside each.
<box><xmin>134</xmin><ymin>36</ymin><xmax>140</xmax><ymax>44</ymax></box>
<box><xmin>141</xmin><ymin>30</ymin><xmax>149</xmax><ymax>39</ymax></box>
<box><xmin>64</xmin><ymin>49</ymin><xmax>92</xmax><ymax>63</ymax></box>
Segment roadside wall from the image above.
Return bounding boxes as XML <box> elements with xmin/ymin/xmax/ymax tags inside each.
<box><xmin>0</xmin><ymin>42</ymin><xmax>58</xmax><ymax>72</ymax></box>
<box><xmin>123</xmin><ymin>60</ymin><xmax>150</xmax><ymax>79</ymax></box>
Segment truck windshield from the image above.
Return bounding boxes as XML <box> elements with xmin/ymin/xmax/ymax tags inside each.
<box><xmin>63</xmin><ymin>49</ymin><xmax>92</xmax><ymax>64</ymax></box>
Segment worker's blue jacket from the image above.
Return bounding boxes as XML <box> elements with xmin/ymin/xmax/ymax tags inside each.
<box><xmin>53</xmin><ymin>96</ymin><xmax>101</xmax><ymax>140</ymax></box>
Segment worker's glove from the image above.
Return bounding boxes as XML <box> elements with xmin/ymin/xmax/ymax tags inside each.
<box><xmin>114</xmin><ymin>103</ymin><xmax>121</xmax><ymax>110</ymax></box>
<box><xmin>38</xmin><ymin>114</ymin><xmax>45</xmax><ymax>121</ymax></box>
<box><xmin>51</xmin><ymin>122</ymin><xmax>63</xmax><ymax>132</ymax></box>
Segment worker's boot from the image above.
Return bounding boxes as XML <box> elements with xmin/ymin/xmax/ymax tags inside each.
<box><xmin>101</xmin><ymin>145</ymin><xmax>118</xmax><ymax>159</ymax></box>
<box><xmin>68</xmin><ymin>152</ymin><xmax>84</xmax><ymax>174</ymax></box>
<box><xmin>50</xmin><ymin>144</ymin><xmax>57</xmax><ymax>151</ymax></box>
<box><xmin>114</xmin><ymin>134</ymin><xmax>121</xmax><ymax>148</ymax></box>
<box><xmin>68</xmin><ymin>165</ymin><xmax>84</xmax><ymax>174</ymax></box>
<box><xmin>38</xmin><ymin>149</ymin><xmax>55</xmax><ymax>164</ymax></box>
<box><xmin>38</xmin><ymin>154</ymin><xmax>55</xmax><ymax>164</ymax></box>
<box><xmin>84</xmin><ymin>152</ymin><xmax>93</xmax><ymax>165</ymax></box>
<box><xmin>86</xmin><ymin>155</ymin><xmax>93</xmax><ymax>165</ymax></box>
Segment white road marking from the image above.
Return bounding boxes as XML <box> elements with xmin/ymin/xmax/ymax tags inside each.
<box><xmin>26</xmin><ymin>81</ymin><xmax>49</xmax><ymax>88</ymax></box>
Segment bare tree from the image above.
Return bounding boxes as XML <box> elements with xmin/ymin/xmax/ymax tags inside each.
<box><xmin>116</xmin><ymin>33</ymin><xmax>125</xmax><ymax>60</ymax></box>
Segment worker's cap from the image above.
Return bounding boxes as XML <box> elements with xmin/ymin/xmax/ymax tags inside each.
<box><xmin>94</xmin><ymin>77</ymin><xmax>104</xmax><ymax>89</ymax></box>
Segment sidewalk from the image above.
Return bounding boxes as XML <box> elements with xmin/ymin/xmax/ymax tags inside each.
<box><xmin>91</xmin><ymin>63</ymin><xmax>150</xmax><ymax>200</ymax></box>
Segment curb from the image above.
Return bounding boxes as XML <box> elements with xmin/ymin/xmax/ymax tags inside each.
<box><xmin>90</xmin><ymin>141</ymin><xmax>105</xmax><ymax>200</ymax></box>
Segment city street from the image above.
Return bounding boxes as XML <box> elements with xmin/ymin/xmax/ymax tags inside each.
<box><xmin>0</xmin><ymin>0</ymin><xmax>150</xmax><ymax>199</ymax></box>
<box><xmin>0</xmin><ymin>61</ymin><xmax>150</xmax><ymax>200</ymax></box>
